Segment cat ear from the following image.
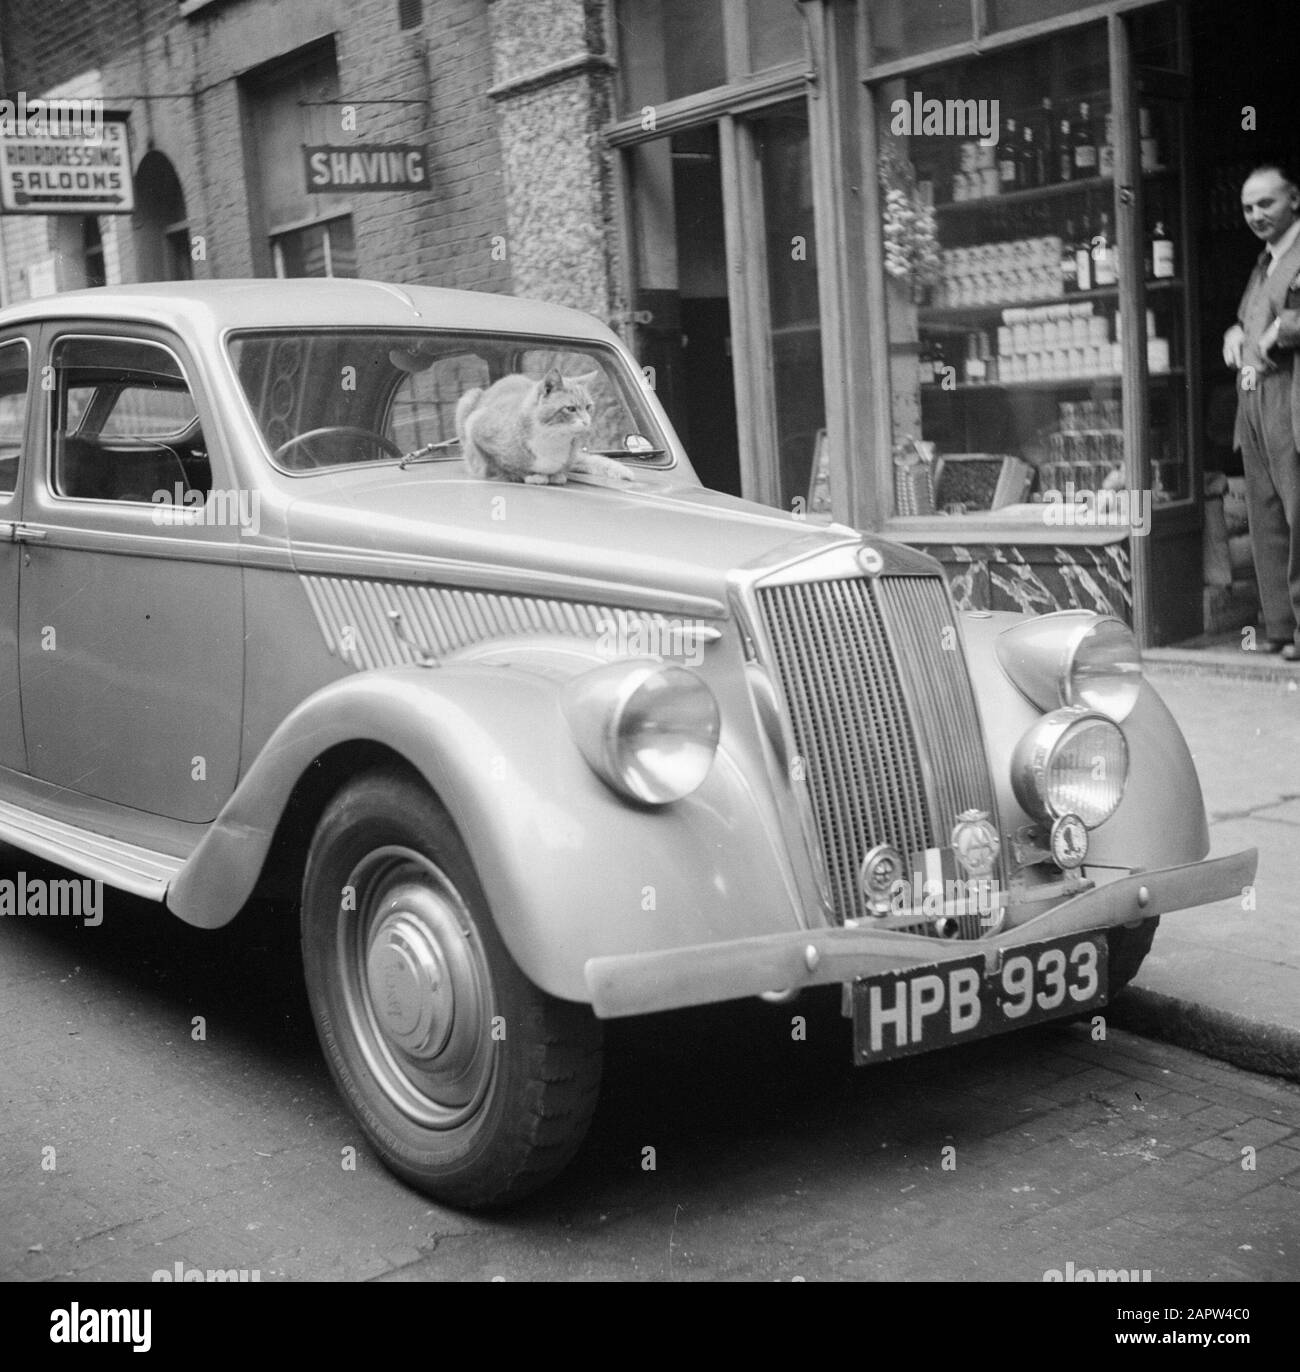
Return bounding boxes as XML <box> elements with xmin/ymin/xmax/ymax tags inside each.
<box><xmin>568</xmin><ymin>369</ymin><xmax>602</xmax><ymax>391</ymax></box>
<box><xmin>539</xmin><ymin>368</ymin><xmax>565</xmax><ymax>395</ymax></box>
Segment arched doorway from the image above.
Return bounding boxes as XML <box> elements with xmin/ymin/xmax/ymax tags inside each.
<box><xmin>133</xmin><ymin>151</ymin><xmax>192</xmax><ymax>281</ymax></box>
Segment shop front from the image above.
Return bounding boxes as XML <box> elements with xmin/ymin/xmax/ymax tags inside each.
<box><xmin>606</xmin><ymin>0</ymin><xmax>1287</xmax><ymax>650</ymax></box>
<box><xmin>862</xmin><ymin>2</ymin><xmax>1199</xmax><ymax>646</ymax></box>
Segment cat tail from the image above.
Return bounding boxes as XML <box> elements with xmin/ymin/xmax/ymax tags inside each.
<box><xmin>455</xmin><ymin>387</ymin><xmax>488</xmax><ymax>476</ymax></box>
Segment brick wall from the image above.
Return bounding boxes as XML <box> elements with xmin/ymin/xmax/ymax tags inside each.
<box><xmin>0</xmin><ymin>0</ymin><xmax>522</xmax><ymax>300</ymax></box>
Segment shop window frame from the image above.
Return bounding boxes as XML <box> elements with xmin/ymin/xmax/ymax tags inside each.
<box><xmin>859</xmin><ymin>0</ymin><xmax>1196</xmax><ymax>649</ymax></box>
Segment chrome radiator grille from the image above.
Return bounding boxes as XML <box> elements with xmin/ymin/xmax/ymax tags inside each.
<box><xmin>755</xmin><ymin>573</ymin><xmax>999</xmax><ymax>925</ymax></box>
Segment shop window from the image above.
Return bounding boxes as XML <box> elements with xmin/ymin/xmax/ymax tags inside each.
<box><xmin>616</xmin><ymin>0</ymin><xmax>726</xmax><ymax>109</ymax></box>
<box><xmin>987</xmin><ymin>0</ymin><xmax>1090</xmax><ymax>33</ymax></box>
<box><xmin>272</xmin><ymin>215</ymin><xmax>358</xmax><ymax>279</ymax></box>
<box><xmin>868</xmin><ymin>0</ymin><xmax>973</xmax><ymax>68</ymax></box>
<box><xmin>615</xmin><ymin>0</ymin><xmax>807</xmax><ymax>113</ymax></box>
<box><xmin>749</xmin><ymin>0</ymin><xmax>805</xmax><ymax>73</ymax></box>
<box><xmin>871</xmin><ymin>25</ymin><xmax>1192</xmax><ymax>527</ymax></box>
<box><xmin>756</xmin><ymin>104</ymin><xmax>825</xmax><ymax>511</ymax></box>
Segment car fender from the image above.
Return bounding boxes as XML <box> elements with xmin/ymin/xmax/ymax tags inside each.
<box><xmin>167</xmin><ymin>664</ymin><xmax>806</xmax><ymax>1001</ymax></box>
<box><xmin>958</xmin><ymin>611</ymin><xmax>1209</xmax><ymax>867</ymax></box>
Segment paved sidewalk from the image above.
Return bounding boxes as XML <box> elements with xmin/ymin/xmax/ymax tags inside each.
<box><xmin>1107</xmin><ymin>661</ymin><xmax>1300</xmax><ymax>1081</ymax></box>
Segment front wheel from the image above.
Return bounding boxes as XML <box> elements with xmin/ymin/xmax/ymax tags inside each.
<box><xmin>300</xmin><ymin>769</ymin><xmax>602</xmax><ymax>1208</ymax></box>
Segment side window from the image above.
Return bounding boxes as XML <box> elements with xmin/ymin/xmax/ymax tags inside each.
<box><xmin>50</xmin><ymin>337</ymin><xmax>210</xmax><ymax>503</ymax></box>
<box><xmin>0</xmin><ymin>339</ymin><xmax>31</xmax><ymax>498</ymax></box>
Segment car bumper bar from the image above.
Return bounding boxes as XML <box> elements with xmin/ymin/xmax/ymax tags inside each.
<box><xmin>584</xmin><ymin>847</ymin><xmax>1257</xmax><ymax>1019</ymax></box>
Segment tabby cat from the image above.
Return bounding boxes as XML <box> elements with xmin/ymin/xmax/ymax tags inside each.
<box><xmin>455</xmin><ymin>369</ymin><xmax>633</xmax><ymax>485</ymax></box>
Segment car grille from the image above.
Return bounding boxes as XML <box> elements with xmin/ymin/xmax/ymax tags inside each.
<box><xmin>755</xmin><ymin>573</ymin><xmax>999</xmax><ymax>934</ymax></box>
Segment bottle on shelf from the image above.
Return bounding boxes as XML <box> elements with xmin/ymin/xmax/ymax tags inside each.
<box><xmin>1058</xmin><ymin>109</ymin><xmax>1074</xmax><ymax>183</ymax></box>
<box><xmin>1075</xmin><ymin>211</ymin><xmax>1094</xmax><ymax>292</ymax></box>
<box><xmin>1060</xmin><ymin>218</ymin><xmax>1079</xmax><ymax>293</ymax></box>
<box><xmin>1038</xmin><ymin>97</ymin><xmax>1056</xmax><ymax>185</ymax></box>
<box><xmin>930</xmin><ymin>339</ymin><xmax>948</xmax><ymax>385</ymax></box>
<box><xmin>1151</xmin><ymin>220</ymin><xmax>1175</xmax><ymax>279</ymax></box>
<box><xmin>998</xmin><ymin>118</ymin><xmax>1020</xmax><ymax>191</ymax></box>
<box><xmin>1072</xmin><ymin>101</ymin><xmax>1098</xmax><ymax>179</ymax></box>
<box><xmin>1019</xmin><ymin>120</ymin><xmax>1039</xmax><ymax>190</ymax></box>
<box><xmin>1099</xmin><ymin>109</ymin><xmax>1115</xmax><ymax>178</ymax></box>
<box><xmin>965</xmin><ymin>331</ymin><xmax>987</xmax><ymax>384</ymax></box>
<box><xmin>1092</xmin><ymin>210</ymin><xmax>1117</xmax><ymax>287</ymax></box>
<box><xmin>1139</xmin><ymin>105</ymin><xmax>1160</xmax><ymax>172</ymax></box>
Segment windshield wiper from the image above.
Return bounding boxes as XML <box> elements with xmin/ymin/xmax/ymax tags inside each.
<box><xmin>399</xmin><ymin>436</ymin><xmax>460</xmax><ymax>468</ymax></box>
<box><xmin>583</xmin><ymin>447</ymin><xmax>666</xmax><ymax>459</ymax></box>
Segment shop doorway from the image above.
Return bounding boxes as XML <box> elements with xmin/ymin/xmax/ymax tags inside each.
<box><xmin>1186</xmin><ymin>0</ymin><xmax>1295</xmax><ymax>643</ymax></box>
<box><xmin>628</xmin><ymin>125</ymin><xmax>742</xmax><ymax>496</ymax></box>
<box><xmin>624</xmin><ymin>104</ymin><xmax>826</xmax><ymax>509</ymax></box>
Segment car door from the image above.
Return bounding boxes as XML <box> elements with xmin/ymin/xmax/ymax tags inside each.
<box><xmin>17</xmin><ymin>326</ymin><xmax>244</xmax><ymax>823</ymax></box>
<box><xmin>0</xmin><ymin>334</ymin><xmax>33</xmax><ymax>774</ymax></box>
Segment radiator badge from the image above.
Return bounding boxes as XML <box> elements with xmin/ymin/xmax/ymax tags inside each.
<box><xmin>856</xmin><ymin>544</ymin><xmax>884</xmax><ymax>575</ymax></box>
<box><xmin>951</xmin><ymin>809</ymin><xmax>1000</xmax><ymax>878</ymax></box>
<box><xmin>859</xmin><ymin>843</ymin><xmax>905</xmax><ymax>914</ymax></box>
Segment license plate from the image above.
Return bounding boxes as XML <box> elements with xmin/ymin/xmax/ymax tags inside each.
<box><xmin>851</xmin><ymin>932</ymin><xmax>1108</xmax><ymax>1064</ymax></box>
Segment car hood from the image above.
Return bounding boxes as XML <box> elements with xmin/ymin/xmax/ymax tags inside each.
<box><xmin>283</xmin><ymin>471</ymin><xmax>933</xmax><ymax>613</ymax></box>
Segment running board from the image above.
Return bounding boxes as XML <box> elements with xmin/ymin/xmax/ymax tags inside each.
<box><xmin>0</xmin><ymin>798</ymin><xmax>183</xmax><ymax>901</ymax></box>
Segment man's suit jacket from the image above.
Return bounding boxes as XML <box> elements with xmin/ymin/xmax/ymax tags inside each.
<box><xmin>1234</xmin><ymin>229</ymin><xmax>1300</xmax><ymax>454</ymax></box>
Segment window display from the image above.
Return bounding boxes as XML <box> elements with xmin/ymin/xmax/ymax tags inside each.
<box><xmin>875</xmin><ymin>26</ymin><xmax>1191</xmax><ymax>526</ymax></box>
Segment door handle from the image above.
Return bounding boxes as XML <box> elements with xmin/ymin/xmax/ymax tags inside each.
<box><xmin>13</xmin><ymin>524</ymin><xmax>47</xmax><ymax>542</ymax></box>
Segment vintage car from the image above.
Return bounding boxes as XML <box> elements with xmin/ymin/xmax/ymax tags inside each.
<box><xmin>0</xmin><ymin>280</ymin><xmax>1255</xmax><ymax>1208</ymax></box>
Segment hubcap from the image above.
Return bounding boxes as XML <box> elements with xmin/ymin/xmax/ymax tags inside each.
<box><xmin>365</xmin><ymin>911</ymin><xmax>452</xmax><ymax>1057</ymax></box>
<box><xmin>338</xmin><ymin>847</ymin><xmax>496</xmax><ymax>1129</ymax></box>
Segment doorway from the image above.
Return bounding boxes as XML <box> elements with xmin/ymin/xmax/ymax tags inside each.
<box><xmin>627</xmin><ymin>125</ymin><xmax>742</xmax><ymax>496</ymax></box>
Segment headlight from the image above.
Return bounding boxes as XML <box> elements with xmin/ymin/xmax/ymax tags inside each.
<box><xmin>996</xmin><ymin>611</ymin><xmax>1142</xmax><ymax>722</ymax></box>
<box><xmin>1011</xmin><ymin>706</ymin><xmax>1129</xmax><ymax>828</ymax></box>
<box><xmin>562</xmin><ymin>660</ymin><xmax>720</xmax><ymax>804</ymax></box>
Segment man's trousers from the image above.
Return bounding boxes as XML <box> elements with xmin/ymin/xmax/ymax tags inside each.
<box><xmin>1237</xmin><ymin>365</ymin><xmax>1300</xmax><ymax>644</ymax></box>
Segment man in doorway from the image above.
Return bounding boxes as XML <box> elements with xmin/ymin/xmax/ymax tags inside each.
<box><xmin>1223</xmin><ymin>163</ymin><xmax>1300</xmax><ymax>659</ymax></box>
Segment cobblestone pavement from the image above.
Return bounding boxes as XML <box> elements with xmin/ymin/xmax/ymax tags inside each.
<box><xmin>1</xmin><ymin>871</ymin><xmax>1297</xmax><ymax>1283</ymax></box>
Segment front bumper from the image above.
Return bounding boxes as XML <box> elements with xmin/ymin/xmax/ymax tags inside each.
<box><xmin>584</xmin><ymin>848</ymin><xmax>1257</xmax><ymax>1019</ymax></box>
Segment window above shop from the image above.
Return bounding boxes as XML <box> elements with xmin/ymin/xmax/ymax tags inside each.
<box><xmin>865</xmin><ymin>1</ymin><xmax>1173</xmax><ymax>72</ymax></box>
<box><xmin>612</xmin><ymin>0</ymin><xmax>805</xmax><ymax>115</ymax></box>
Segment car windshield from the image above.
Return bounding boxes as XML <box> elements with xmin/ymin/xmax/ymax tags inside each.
<box><xmin>227</xmin><ymin>329</ymin><xmax>668</xmax><ymax>473</ymax></box>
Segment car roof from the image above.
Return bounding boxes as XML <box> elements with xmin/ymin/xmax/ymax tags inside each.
<box><xmin>0</xmin><ymin>278</ymin><xmax>617</xmax><ymax>342</ymax></box>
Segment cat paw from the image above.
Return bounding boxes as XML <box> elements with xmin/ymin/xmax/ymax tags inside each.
<box><xmin>523</xmin><ymin>474</ymin><xmax>551</xmax><ymax>485</ymax></box>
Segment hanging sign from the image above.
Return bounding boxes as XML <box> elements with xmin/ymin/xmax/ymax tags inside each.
<box><xmin>304</xmin><ymin>145</ymin><xmax>429</xmax><ymax>193</ymax></box>
<box><xmin>0</xmin><ymin>110</ymin><xmax>133</xmax><ymax>214</ymax></box>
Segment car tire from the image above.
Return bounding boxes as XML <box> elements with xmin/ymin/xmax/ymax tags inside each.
<box><xmin>300</xmin><ymin>768</ymin><xmax>603</xmax><ymax>1209</ymax></box>
<box><xmin>1107</xmin><ymin>916</ymin><xmax>1159</xmax><ymax>997</ymax></box>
